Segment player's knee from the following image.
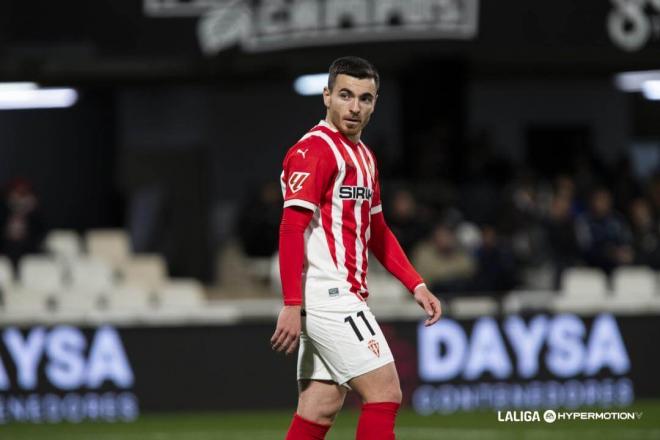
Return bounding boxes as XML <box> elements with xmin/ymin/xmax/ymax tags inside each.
<box><xmin>363</xmin><ymin>383</ymin><xmax>402</xmax><ymax>404</ymax></box>
<box><xmin>298</xmin><ymin>399</ymin><xmax>342</xmax><ymax>425</ymax></box>
<box><xmin>318</xmin><ymin>403</ymin><xmax>342</xmax><ymax>425</ymax></box>
<box><xmin>389</xmin><ymin>385</ymin><xmax>403</xmax><ymax>404</ymax></box>
<box><xmin>297</xmin><ymin>391</ymin><xmax>344</xmax><ymax>425</ymax></box>
<box><xmin>381</xmin><ymin>384</ymin><xmax>403</xmax><ymax>404</ymax></box>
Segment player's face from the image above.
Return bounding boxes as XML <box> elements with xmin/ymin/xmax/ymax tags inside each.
<box><xmin>323</xmin><ymin>74</ymin><xmax>377</xmax><ymax>141</ymax></box>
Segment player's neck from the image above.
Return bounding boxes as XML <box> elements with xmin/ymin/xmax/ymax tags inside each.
<box><xmin>323</xmin><ymin>118</ymin><xmax>361</xmax><ymax>144</ymax></box>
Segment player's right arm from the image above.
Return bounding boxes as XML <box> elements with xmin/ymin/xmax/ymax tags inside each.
<box><xmin>271</xmin><ymin>140</ymin><xmax>337</xmax><ymax>355</ymax></box>
<box><xmin>271</xmin><ymin>206</ymin><xmax>312</xmax><ymax>355</ymax></box>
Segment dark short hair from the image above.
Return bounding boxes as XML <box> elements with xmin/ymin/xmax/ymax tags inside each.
<box><xmin>328</xmin><ymin>56</ymin><xmax>379</xmax><ymax>91</ymax></box>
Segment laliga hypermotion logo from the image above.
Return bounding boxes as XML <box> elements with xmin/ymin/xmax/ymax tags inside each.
<box><xmin>196</xmin><ymin>0</ymin><xmax>479</xmax><ymax>55</ymax></box>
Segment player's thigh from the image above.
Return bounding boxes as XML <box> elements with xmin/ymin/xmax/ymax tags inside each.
<box><xmin>297</xmin><ymin>379</ymin><xmax>347</xmax><ymax>424</ymax></box>
<box><xmin>305</xmin><ymin>306</ymin><xmax>394</xmax><ymax>385</ymax></box>
<box><xmin>348</xmin><ymin>361</ymin><xmax>402</xmax><ymax>403</ymax></box>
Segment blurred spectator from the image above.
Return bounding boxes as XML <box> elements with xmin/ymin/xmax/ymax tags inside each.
<box><xmin>611</xmin><ymin>157</ymin><xmax>642</xmax><ymax>214</ymax></box>
<box><xmin>628</xmin><ymin>197</ymin><xmax>660</xmax><ymax>269</ymax></box>
<box><xmin>0</xmin><ymin>179</ymin><xmax>46</xmax><ymax>267</ymax></box>
<box><xmin>237</xmin><ymin>182</ymin><xmax>281</xmax><ymax>257</ymax></box>
<box><xmin>412</xmin><ymin>223</ymin><xmax>475</xmax><ymax>293</ymax></box>
<box><xmin>575</xmin><ymin>188</ymin><xmax>633</xmax><ymax>273</ymax></box>
<box><xmin>543</xmin><ymin>193</ymin><xmax>581</xmax><ymax>288</ymax></box>
<box><xmin>499</xmin><ymin>173</ymin><xmax>546</xmax><ymax>266</ymax></box>
<box><xmin>646</xmin><ymin>173</ymin><xmax>660</xmax><ymax>221</ymax></box>
<box><xmin>470</xmin><ymin>225</ymin><xmax>518</xmax><ymax>293</ymax></box>
<box><xmin>554</xmin><ymin>175</ymin><xmax>580</xmax><ymax>213</ymax></box>
<box><xmin>386</xmin><ymin>189</ymin><xmax>428</xmax><ymax>254</ymax></box>
<box><xmin>455</xmin><ymin>220</ymin><xmax>482</xmax><ymax>254</ymax></box>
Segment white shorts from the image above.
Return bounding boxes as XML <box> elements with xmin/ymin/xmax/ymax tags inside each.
<box><xmin>297</xmin><ymin>296</ymin><xmax>394</xmax><ymax>387</ymax></box>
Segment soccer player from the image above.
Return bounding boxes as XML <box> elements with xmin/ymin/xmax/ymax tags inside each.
<box><xmin>271</xmin><ymin>56</ymin><xmax>442</xmax><ymax>440</ymax></box>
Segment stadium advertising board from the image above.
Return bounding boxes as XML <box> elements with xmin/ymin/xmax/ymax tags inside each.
<box><xmin>140</xmin><ymin>0</ymin><xmax>660</xmax><ymax>62</ymax></box>
<box><xmin>0</xmin><ymin>326</ymin><xmax>138</xmax><ymax>424</ymax></box>
<box><xmin>189</xmin><ymin>0</ymin><xmax>480</xmax><ymax>54</ymax></box>
<box><xmin>0</xmin><ymin>324</ymin><xmax>299</xmax><ymax>424</ymax></box>
<box><xmin>410</xmin><ymin>313</ymin><xmax>653</xmax><ymax>414</ymax></box>
<box><xmin>0</xmin><ymin>313</ymin><xmax>657</xmax><ymax>423</ymax></box>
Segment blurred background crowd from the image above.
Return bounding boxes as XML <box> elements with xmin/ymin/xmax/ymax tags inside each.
<box><xmin>5</xmin><ymin>135</ymin><xmax>660</xmax><ymax>300</ymax></box>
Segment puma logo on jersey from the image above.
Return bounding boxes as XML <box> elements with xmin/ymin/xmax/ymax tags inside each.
<box><xmin>296</xmin><ymin>148</ymin><xmax>308</xmax><ymax>159</ymax></box>
<box><xmin>339</xmin><ymin>186</ymin><xmax>373</xmax><ymax>200</ymax></box>
<box><xmin>288</xmin><ymin>172</ymin><xmax>310</xmax><ymax>193</ymax></box>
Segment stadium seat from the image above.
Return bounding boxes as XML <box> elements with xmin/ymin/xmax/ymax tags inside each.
<box><xmin>269</xmin><ymin>253</ymin><xmax>281</xmax><ymax>296</ymax></box>
<box><xmin>3</xmin><ymin>287</ymin><xmax>54</xmax><ymax>318</ymax></box>
<box><xmin>69</xmin><ymin>257</ymin><xmax>115</xmax><ymax>293</ymax></box>
<box><xmin>44</xmin><ymin>229</ymin><xmax>82</xmax><ymax>263</ymax></box>
<box><xmin>612</xmin><ymin>266</ymin><xmax>656</xmax><ymax>299</ymax></box>
<box><xmin>502</xmin><ymin>290</ymin><xmax>555</xmax><ymax>314</ymax></box>
<box><xmin>156</xmin><ymin>279</ymin><xmax>205</xmax><ymax>309</ymax></box>
<box><xmin>0</xmin><ymin>255</ymin><xmax>14</xmax><ymax>291</ymax></box>
<box><xmin>86</xmin><ymin>229</ymin><xmax>131</xmax><ymax>270</ymax></box>
<box><xmin>555</xmin><ymin>267</ymin><xmax>609</xmax><ymax>313</ymax></box>
<box><xmin>107</xmin><ymin>285</ymin><xmax>153</xmax><ymax>311</ymax></box>
<box><xmin>450</xmin><ymin>296</ymin><xmax>499</xmax><ymax>318</ymax></box>
<box><xmin>366</xmin><ymin>272</ymin><xmax>408</xmax><ymax>302</ymax></box>
<box><xmin>215</xmin><ymin>241</ymin><xmax>271</xmax><ymax>297</ymax></box>
<box><xmin>365</xmin><ymin>258</ymin><xmax>408</xmax><ymax>302</ymax></box>
<box><xmin>607</xmin><ymin>266</ymin><xmax>659</xmax><ymax>313</ymax></box>
<box><xmin>87</xmin><ymin>285</ymin><xmax>154</xmax><ymax>324</ymax></box>
<box><xmin>245</xmin><ymin>256</ymin><xmax>273</xmax><ymax>282</ymax></box>
<box><xmin>560</xmin><ymin>267</ymin><xmax>608</xmax><ymax>299</ymax></box>
<box><xmin>120</xmin><ymin>254</ymin><xmax>167</xmax><ymax>292</ymax></box>
<box><xmin>18</xmin><ymin>255</ymin><xmax>64</xmax><ymax>295</ymax></box>
<box><xmin>56</xmin><ymin>290</ymin><xmax>104</xmax><ymax>313</ymax></box>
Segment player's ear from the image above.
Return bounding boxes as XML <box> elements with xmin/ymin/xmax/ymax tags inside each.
<box><xmin>322</xmin><ymin>86</ymin><xmax>331</xmax><ymax>108</ymax></box>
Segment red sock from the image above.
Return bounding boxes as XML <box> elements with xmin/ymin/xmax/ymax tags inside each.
<box><xmin>285</xmin><ymin>413</ymin><xmax>331</xmax><ymax>440</ymax></box>
<box><xmin>356</xmin><ymin>402</ymin><xmax>400</xmax><ymax>440</ymax></box>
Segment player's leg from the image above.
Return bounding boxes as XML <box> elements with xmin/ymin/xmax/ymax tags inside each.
<box><xmin>285</xmin><ymin>379</ymin><xmax>347</xmax><ymax>439</ymax></box>
<box><xmin>298</xmin><ymin>379</ymin><xmax>347</xmax><ymax>424</ymax></box>
<box><xmin>348</xmin><ymin>346</ymin><xmax>402</xmax><ymax>439</ymax></box>
<box><xmin>300</xmin><ymin>302</ymin><xmax>399</xmax><ymax>438</ymax></box>
<box><xmin>349</xmin><ymin>361</ymin><xmax>402</xmax><ymax>403</ymax></box>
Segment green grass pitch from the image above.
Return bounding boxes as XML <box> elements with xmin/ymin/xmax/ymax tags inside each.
<box><xmin>3</xmin><ymin>401</ymin><xmax>660</xmax><ymax>440</ymax></box>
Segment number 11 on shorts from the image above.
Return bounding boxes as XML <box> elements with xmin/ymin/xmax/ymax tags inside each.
<box><xmin>344</xmin><ymin>311</ymin><xmax>376</xmax><ymax>341</ymax></box>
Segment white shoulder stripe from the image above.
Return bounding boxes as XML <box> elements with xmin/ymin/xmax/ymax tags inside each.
<box><xmin>360</xmin><ymin>143</ymin><xmax>376</xmax><ymax>179</ymax></box>
<box><xmin>299</xmin><ymin>132</ymin><xmax>314</xmax><ymax>142</ymax></box>
<box><xmin>355</xmin><ymin>145</ymin><xmax>373</xmax><ymax>189</ymax></box>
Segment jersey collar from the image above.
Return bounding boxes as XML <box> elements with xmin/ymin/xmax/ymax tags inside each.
<box><xmin>317</xmin><ymin>120</ymin><xmax>361</xmax><ymax>149</ymax></box>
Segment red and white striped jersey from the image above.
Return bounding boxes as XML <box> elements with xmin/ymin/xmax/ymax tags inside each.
<box><xmin>280</xmin><ymin>120</ymin><xmax>382</xmax><ymax>309</ymax></box>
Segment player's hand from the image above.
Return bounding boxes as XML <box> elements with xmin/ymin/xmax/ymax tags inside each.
<box><xmin>413</xmin><ymin>285</ymin><xmax>442</xmax><ymax>327</ymax></box>
<box><xmin>271</xmin><ymin>305</ymin><xmax>302</xmax><ymax>355</ymax></box>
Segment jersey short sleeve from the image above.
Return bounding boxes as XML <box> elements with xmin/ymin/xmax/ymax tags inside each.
<box><xmin>281</xmin><ymin>140</ymin><xmax>337</xmax><ymax>212</ymax></box>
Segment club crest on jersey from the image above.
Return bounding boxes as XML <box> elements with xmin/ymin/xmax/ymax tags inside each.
<box><xmin>288</xmin><ymin>172</ymin><xmax>310</xmax><ymax>193</ymax></box>
<box><xmin>368</xmin><ymin>339</ymin><xmax>380</xmax><ymax>357</ymax></box>
<box><xmin>339</xmin><ymin>186</ymin><xmax>372</xmax><ymax>200</ymax></box>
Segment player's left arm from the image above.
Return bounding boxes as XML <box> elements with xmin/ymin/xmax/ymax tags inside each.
<box><xmin>369</xmin><ymin>211</ymin><xmax>442</xmax><ymax>326</ymax></box>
